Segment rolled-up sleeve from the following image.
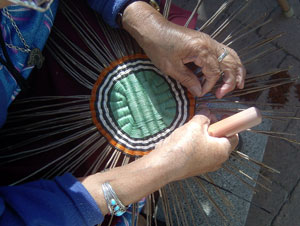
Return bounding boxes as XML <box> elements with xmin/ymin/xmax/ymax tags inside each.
<box><xmin>0</xmin><ymin>173</ymin><xmax>104</xmax><ymax>226</ymax></box>
<box><xmin>87</xmin><ymin>0</ymin><xmax>131</xmax><ymax>28</ymax></box>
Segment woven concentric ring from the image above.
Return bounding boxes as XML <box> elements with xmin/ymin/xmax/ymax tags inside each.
<box><xmin>90</xmin><ymin>54</ymin><xmax>195</xmax><ymax>156</ymax></box>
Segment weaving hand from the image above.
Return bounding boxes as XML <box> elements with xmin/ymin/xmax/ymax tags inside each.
<box><xmin>153</xmin><ymin>108</ymin><xmax>238</xmax><ymax>180</ymax></box>
<box><xmin>122</xmin><ymin>1</ymin><xmax>246</xmax><ymax>98</ymax></box>
<box><xmin>80</xmin><ymin>109</ymin><xmax>238</xmax><ymax>215</ymax></box>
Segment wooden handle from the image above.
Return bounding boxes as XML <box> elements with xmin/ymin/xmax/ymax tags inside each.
<box><xmin>208</xmin><ymin>107</ymin><xmax>262</xmax><ymax>137</ymax></box>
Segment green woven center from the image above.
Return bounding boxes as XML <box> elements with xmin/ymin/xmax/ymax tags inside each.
<box><xmin>109</xmin><ymin>70</ymin><xmax>176</xmax><ymax>139</ymax></box>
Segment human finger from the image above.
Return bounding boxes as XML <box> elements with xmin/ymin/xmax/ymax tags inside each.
<box><xmin>221</xmin><ymin>48</ymin><xmax>246</xmax><ymax>90</ymax></box>
<box><xmin>209</xmin><ymin>134</ymin><xmax>238</xmax><ymax>164</ymax></box>
<box><xmin>237</xmin><ymin>65</ymin><xmax>246</xmax><ymax>89</ymax></box>
<box><xmin>222</xmin><ymin>134</ymin><xmax>239</xmax><ymax>155</ymax></box>
<box><xmin>166</xmin><ymin>61</ymin><xmax>203</xmax><ymax>97</ymax></box>
<box><xmin>192</xmin><ymin>50</ymin><xmax>221</xmax><ymax>97</ymax></box>
<box><xmin>215</xmin><ymin>69</ymin><xmax>237</xmax><ymax>99</ymax></box>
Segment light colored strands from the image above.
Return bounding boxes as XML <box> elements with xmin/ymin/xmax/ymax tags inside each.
<box><xmin>226</xmin><ymin>162</ymin><xmax>272</xmax><ymax>192</ymax></box>
<box><xmin>233</xmin><ymin>151</ymin><xmax>280</xmax><ymax>174</ymax></box>
<box><xmin>9</xmin><ymin>131</ymin><xmax>99</xmax><ymax>185</ymax></box>
<box><xmin>61</xmin><ymin>1</ymin><xmax>115</xmax><ymax>64</ymax></box>
<box><xmin>199</xmin><ymin>0</ymin><xmax>234</xmax><ymax>32</ymax></box>
<box><xmin>225</xmin><ymin>19</ymin><xmax>273</xmax><ymax>47</ymax></box>
<box><xmin>204</xmin><ymin>174</ymin><xmax>235</xmax><ymax>219</ymax></box>
<box><xmin>222</xmin><ymin>165</ymin><xmax>259</xmax><ymax>193</ymax></box>
<box><xmin>210</xmin><ymin>1</ymin><xmax>251</xmax><ymax>39</ymax></box>
<box><xmin>46</xmin><ymin>41</ymin><xmax>94</xmax><ymax>89</ymax></box>
<box><xmin>184</xmin><ymin>179</ymin><xmax>211</xmax><ymax>226</ymax></box>
<box><xmin>178</xmin><ymin>181</ymin><xmax>197</xmax><ymax>226</ymax></box>
<box><xmin>193</xmin><ymin>177</ymin><xmax>229</xmax><ymax>223</ymax></box>
<box><xmin>163</xmin><ymin>0</ymin><xmax>172</xmax><ymax>18</ymax></box>
<box><xmin>184</xmin><ymin>0</ymin><xmax>203</xmax><ymax>27</ymax></box>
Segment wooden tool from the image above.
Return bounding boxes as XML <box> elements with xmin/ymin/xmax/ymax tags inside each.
<box><xmin>208</xmin><ymin>107</ymin><xmax>262</xmax><ymax>137</ymax></box>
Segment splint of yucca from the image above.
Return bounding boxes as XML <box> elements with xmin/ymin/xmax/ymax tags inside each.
<box><xmin>0</xmin><ymin>0</ymin><xmax>299</xmax><ymax>225</ymax></box>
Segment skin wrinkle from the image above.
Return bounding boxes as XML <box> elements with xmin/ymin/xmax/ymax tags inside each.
<box><xmin>0</xmin><ymin>0</ymin><xmax>239</xmax><ymax>219</ymax></box>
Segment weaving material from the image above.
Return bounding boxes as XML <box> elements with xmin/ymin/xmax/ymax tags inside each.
<box><xmin>90</xmin><ymin>54</ymin><xmax>194</xmax><ymax>155</ymax></box>
<box><xmin>0</xmin><ymin>0</ymin><xmax>299</xmax><ymax>225</ymax></box>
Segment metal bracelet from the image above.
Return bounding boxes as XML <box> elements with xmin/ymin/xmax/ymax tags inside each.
<box><xmin>102</xmin><ymin>182</ymin><xmax>128</xmax><ymax>216</ymax></box>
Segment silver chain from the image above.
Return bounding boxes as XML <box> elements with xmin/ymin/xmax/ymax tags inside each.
<box><xmin>2</xmin><ymin>8</ymin><xmax>31</xmax><ymax>53</ymax></box>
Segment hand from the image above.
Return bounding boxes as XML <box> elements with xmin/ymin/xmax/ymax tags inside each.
<box><xmin>151</xmin><ymin>109</ymin><xmax>238</xmax><ymax>181</ymax></box>
<box><xmin>80</xmin><ymin>110</ymin><xmax>237</xmax><ymax>214</ymax></box>
<box><xmin>0</xmin><ymin>0</ymin><xmax>12</xmax><ymax>8</ymax></box>
<box><xmin>122</xmin><ymin>1</ymin><xmax>246</xmax><ymax>98</ymax></box>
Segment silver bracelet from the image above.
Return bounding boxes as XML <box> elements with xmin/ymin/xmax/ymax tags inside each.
<box><xmin>102</xmin><ymin>182</ymin><xmax>128</xmax><ymax>216</ymax></box>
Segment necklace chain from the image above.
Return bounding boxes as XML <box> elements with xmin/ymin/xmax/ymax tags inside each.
<box><xmin>2</xmin><ymin>8</ymin><xmax>31</xmax><ymax>53</ymax></box>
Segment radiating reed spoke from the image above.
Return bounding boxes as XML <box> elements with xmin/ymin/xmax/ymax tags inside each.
<box><xmin>184</xmin><ymin>179</ymin><xmax>211</xmax><ymax>226</ymax></box>
<box><xmin>210</xmin><ymin>1</ymin><xmax>251</xmax><ymax>39</ymax></box>
<box><xmin>247</xmin><ymin>130</ymin><xmax>300</xmax><ymax>145</ymax></box>
<box><xmin>3</xmin><ymin>118</ymin><xmax>92</xmax><ymax>136</ymax></box>
<box><xmin>0</xmin><ymin>126</ymin><xmax>97</xmax><ymax>161</ymax></box>
<box><xmin>184</xmin><ymin>0</ymin><xmax>203</xmax><ymax>28</ymax></box>
<box><xmin>243</xmin><ymin>47</ymin><xmax>281</xmax><ymax>65</ymax></box>
<box><xmin>199</xmin><ymin>0</ymin><xmax>234</xmax><ymax>32</ymax></box>
<box><xmin>60</xmin><ymin>1</ymin><xmax>115</xmax><ymax>64</ymax></box>
<box><xmin>87</xmin><ymin>145</ymin><xmax>113</xmax><ymax>176</ymax></box>
<box><xmin>226</xmin><ymin>162</ymin><xmax>272</xmax><ymax>192</ymax></box>
<box><xmin>48</xmin><ymin>40</ymin><xmax>99</xmax><ymax>81</ymax></box>
<box><xmin>166</xmin><ymin>184</ymin><xmax>181</xmax><ymax>226</ymax></box>
<box><xmin>65</xmin><ymin>137</ymin><xmax>106</xmax><ymax>175</ymax></box>
<box><xmin>163</xmin><ymin>0</ymin><xmax>172</xmax><ymax>19</ymax></box>
<box><xmin>1</xmin><ymin>0</ymin><xmax>297</xmax><ymax>225</ymax></box>
<box><xmin>222</xmin><ymin>164</ymin><xmax>259</xmax><ymax>193</ymax></box>
<box><xmin>225</xmin><ymin>19</ymin><xmax>272</xmax><ymax>47</ymax></box>
<box><xmin>192</xmin><ymin>177</ymin><xmax>229</xmax><ymax>223</ymax></box>
<box><xmin>3</xmin><ymin>112</ymin><xmax>91</xmax><ymax>133</ymax></box>
<box><xmin>178</xmin><ymin>181</ymin><xmax>197</xmax><ymax>226</ymax></box>
<box><xmin>8</xmin><ymin>99</ymin><xmax>89</xmax><ymax>115</ymax></box>
<box><xmin>238</xmin><ymin>33</ymin><xmax>284</xmax><ymax>57</ymax></box>
<box><xmin>159</xmin><ymin>188</ymin><xmax>173</xmax><ymax>226</ymax></box>
<box><xmin>10</xmin><ymin>131</ymin><xmax>99</xmax><ymax>185</ymax></box>
<box><xmin>233</xmin><ymin>151</ymin><xmax>280</xmax><ymax>174</ymax></box>
<box><xmin>47</xmin><ymin>41</ymin><xmax>94</xmax><ymax>89</ymax></box>
<box><xmin>52</xmin><ymin>26</ymin><xmax>104</xmax><ymax>72</ymax></box>
<box><xmin>203</xmin><ymin>174</ymin><xmax>235</xmax><ymax>219</ymax></box>
<box><xmin>221</xmin><ymin>13</ymin><xmax>254</xmax><ymax>44</ymax></box>
<box><xmin>10</xmin><ymin>95</ymin><xmax>91</xmax><ymax>103</ymax></box>
<box><xmin>169</xmin><ymin>183</ymin><xmax>189</xmax><ymax>226</ymax></box>
<box><xmin>230</xmin><ymin>154</ymin><xmax>273</xmax><ymax>184</ymax></box>
<box><xmin>197</xmin><ymin>176</ymin><xmax>271</xmax><ymax>214</ymax></box>
<box><xmin>42</xmin><ymin>133</ymin><xmax>104</xmax><ymax>178</ymax></box>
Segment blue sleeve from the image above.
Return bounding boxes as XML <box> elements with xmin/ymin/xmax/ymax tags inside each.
<box><xmin>0</xmin><ymin>81</ymin><xmax>8</xmax><ymax>128</ymax></box>
<box><xmin>0</xmin><ymin>173</ymin><xmax>104</xmax><ymax>226</ymax></box>
<box><xmin>87</xmin><ymin>0</ymin><xmax>131</xmax><ymax>28</ymax></box>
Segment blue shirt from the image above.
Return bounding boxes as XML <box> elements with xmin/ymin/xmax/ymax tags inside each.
<box><xmin>0</xmin><ymin>0</ymin><xmax>131</xmax><ymax>225</ymax></box>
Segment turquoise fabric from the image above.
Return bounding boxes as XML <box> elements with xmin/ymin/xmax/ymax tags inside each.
<box><xmin>110</xmin><ymin>70</ymin><xmax>176</xmax><ymax>139</ymax></box>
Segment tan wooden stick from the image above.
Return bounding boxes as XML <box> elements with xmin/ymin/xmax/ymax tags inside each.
<box><xmin>208</xmin><ymin>107</ymin><xmax>262</xmax><ymax>137</ymax></box>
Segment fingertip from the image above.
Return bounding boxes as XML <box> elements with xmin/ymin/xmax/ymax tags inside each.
<box><xmin>215</xmin><ymin>89</ymin><xmax>224</xmax><ymax>99</ymax></box>
<box><xmin>237</xmin><ymin>67</ymin><xmax>246</xmax><ymax>89</ymax></box>
<box><xmin>200</xmin><ymin>90</ymin><xmax>207</xmax><ymax>97</ymax></box>
<box><xmin>238</xmin><ymin>81</ymin><xmax>245</xmax><ymax>89</ymax></box>
<box><xmin>189</xmin><ymin>85</ymin><xmax>202</xmax><ymax>97</ymax></box>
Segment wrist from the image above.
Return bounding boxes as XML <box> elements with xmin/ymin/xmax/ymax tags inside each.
<box><xmin>0</xmin><ymin>0</ymin><xmax>12</xmax><ymax>8</ymax></box>
<box><xmin>122</xmin><ymin>1</ymin><xmax>168</xmax><ymax>46</ymax></box>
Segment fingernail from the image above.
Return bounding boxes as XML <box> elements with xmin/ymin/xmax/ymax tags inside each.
<box><xmin>190</xmin><ymin>85</ymin><xmax>202</xmax><ymax>97</ymax></box>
